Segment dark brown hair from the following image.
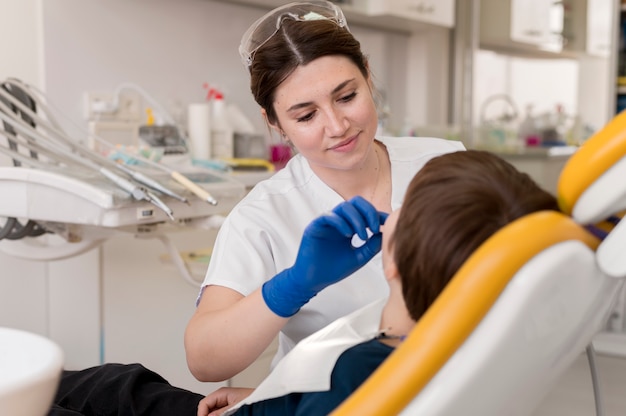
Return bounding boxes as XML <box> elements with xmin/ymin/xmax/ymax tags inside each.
<box><xmin>392</xmin><ymin>150</ymin><xmax>559</xmax><ymax>321</ymax></box>
<box><xmin>248</xmin><ymin>19</ymin><xmax>369</xmax><ymax>125</ymax></box>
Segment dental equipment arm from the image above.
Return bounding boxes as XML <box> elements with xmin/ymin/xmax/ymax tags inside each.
<box><xmin>2</xmin><ymin>79</ymin><xmax>219</xmax><ymax>206</ymax></box>
<box><xmin>0</xmin><ymin>85</ymin><xmax>188</xmax><ymax>201</ymax></box>
<box><xmin>0</xmin><ymin>90</ymin><xmax>184</xmax><ymax>217</ymax></box>
<box><xmin>262</xmin><ymin>196</ymin><xmax>387</xmax><ymax>318</ymax></box>
<box><xmin>0</xmin><ymin>107</ymin><xmax>175</xmax><ymax>219</ymax></box>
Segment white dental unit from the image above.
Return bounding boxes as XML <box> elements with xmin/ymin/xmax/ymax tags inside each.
<box><xmin>0</xmin><ymin>164</ymin><xmax>244</xmax><ymax>268</ymax></box>
<box><xmin>0</xmin><ymin>78</ymin><xmax>246</xmax><ymax>282</ymax></box>
<box><xmin>0</xmin><ymin>78</ymin><xmax>249</xmax><ymax>395</ymax></box>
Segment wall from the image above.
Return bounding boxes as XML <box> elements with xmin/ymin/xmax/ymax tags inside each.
<box><xmin>0</xmin><ymin>0</ymin><xmax>44</xmax><ymax>88</ymax></box>
<box><xmin>41</xmin><ymin>0</ymin><xmax>419</xmax><ymax>139</ymax></box>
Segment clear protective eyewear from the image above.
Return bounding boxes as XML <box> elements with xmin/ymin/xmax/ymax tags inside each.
<box><xmin>239</xmin><ymin>0</ymin><xmax>349</xmax><ymax>68</ymax></box>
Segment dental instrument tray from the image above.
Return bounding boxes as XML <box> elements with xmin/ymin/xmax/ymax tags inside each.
<box><xmin>0</xmin><ymin>77</ymin><xmax>246</xmax><ymax>239</ymax></box>
<box><xmin>0</xmin><ymin>164</ymin><xmax>245</xmax><ymax>234</ymax></box>
<box><xmin>0</xmin><ymin>77</ymin><xmax>248</xmax><ymax>279</ymax></box>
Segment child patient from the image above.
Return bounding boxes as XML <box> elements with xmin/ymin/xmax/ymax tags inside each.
<box><xmin>199</xmin><ymin>149</ymin><xmax>559</xmax><ymax>416</ymax></box>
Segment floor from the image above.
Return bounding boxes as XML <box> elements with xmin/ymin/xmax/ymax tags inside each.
<box><xmin>533</xmin><ymin>352</ymin><xmax>626</xmax><ymax>416</ymax></box>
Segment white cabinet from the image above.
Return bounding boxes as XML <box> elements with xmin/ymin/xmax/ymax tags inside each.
<box><xmin>480</xmin><ymin>0</ymin><xmax>615</xmax><ymax>58</ymax></box>
<box><xmin>566</xmin><ymin>0</ymin><xmax>614</xmax><ymax>57</ymax></box>
<box><xmin>586</xmin><ymin>0</ymin><xmax>613</xmax><ymax>56</ymax></box>
<box><xmin>499</xmin><ymin>151</ymin><xmax>574</xmax><ymax>195</ymax></box>
<box><xmin>356</xmin><ymin>0</ymin><xmax>455</xmax><ymax>28</ymax></box>
<box><xmin>509</xmin><ymin>0</ymin><xmax>553</xmax><ymax>45</ymax></box>
<box><xmin>480</xmin><ymin>0</ymin><xmax>565</xmax><ymax>53</ymax></box>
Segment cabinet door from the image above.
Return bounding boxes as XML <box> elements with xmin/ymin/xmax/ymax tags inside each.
<box><xmin>510</xmin><ymin>0</ymin><xmax>553</xmax><ymax>45</ymax></box>
<box><xmin>586</xmin><ymin>0</ymin><xmax>613</xmax><ymax>57</ymax></box>
<box><xmin>367</xmin><ymin>0</ymin><xmax>455</xmax><ymax>27</ymax></box>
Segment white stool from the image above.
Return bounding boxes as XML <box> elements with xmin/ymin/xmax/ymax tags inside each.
<box><xmin>0</xmin><ymin>327</ymin><xmax>64</xmax><ymax>416</ymax></box>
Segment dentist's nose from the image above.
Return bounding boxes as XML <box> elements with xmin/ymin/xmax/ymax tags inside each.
<box><xmin>325</xmin><ymin>107</ymin><xmax>349</xmax><ymax>137</ymax></box>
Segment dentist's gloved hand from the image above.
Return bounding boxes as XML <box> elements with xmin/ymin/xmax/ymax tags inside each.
<box><xmin>262</xmin><ymin>196</ymin><xmax>389</xmax><ymax>318</ymax></box>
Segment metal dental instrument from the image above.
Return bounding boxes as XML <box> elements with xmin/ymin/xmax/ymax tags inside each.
<box><xmin>114</xmin><ymin>163</ymin><xmax>189</xmax><ymax>204</ymax></box>
<box><xmin>0</xmin><ymin>84</ymin><xmax>189</xmax><ymax>206</ymax></box>
<box><xmin>0</xmin><ymin>143</ymin><xmax>58</xmax><ymax>170</ymax></box>
<box><xmin>1</xmin><ymin>122</ymin><xmax>175</xmax><ymax>221</ymax></box>
<box><xmin>3</xmin><ymin>79</ymin><xmax>220</xmax><ymax>206</ymax></box>
<box><xmin>170</xmin><ymin>171</ymin><xmax>218</xmax><ymax>206</ymax></box>
<box><xmin>98</xmin><ymin>166</ymin><xmax>174</xmax><ymax>220</ymax></box>
<box><xmin>0</xmin><ymin>106</ymin><xmax>177</xmax><ymax>219</ymax></box>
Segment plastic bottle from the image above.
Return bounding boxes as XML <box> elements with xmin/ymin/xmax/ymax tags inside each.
<box><xmin>518</xmin><ymin>105</ymin><xmax>540</xmax><ymax>148</ymax></box>
<box><xmin>187</xmin><ymin>84</ymin><xmax>212</xmax><ymax>160</ymax></box>
<box><xmin>187</xmin><ymin>103</ymin><xmax>211</xmax><ymax>160</ymax></box>
<box><xmin>210</xmin><ymin>91</ymin><xmax>234</xmax><ymax>159</ymax></box>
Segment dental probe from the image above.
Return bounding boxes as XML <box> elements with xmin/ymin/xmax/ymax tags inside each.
<box><xmin>114</xmin><ymin>163</ymin><xmax>189</xmax><ymax>204</ymax></box>
<box><xmin>97</xmin><ymin>167</ymin><xmax>174</xmax><ymax>221</ymax></box>
<box><xmin>170</xmin><ymin>171</ymin><xmax>218</xmax><ymax>205</ymax></box>
<box><xmin>87</xmin><ymin>135</ymin><xmax>219</xmax><ymax>205</ymax></box>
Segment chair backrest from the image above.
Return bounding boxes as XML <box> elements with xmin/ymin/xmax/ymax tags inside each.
<box><xmin>332</xmin><ymin>111</ymin><xmax>626</xmax><ymax>416</ymax></box>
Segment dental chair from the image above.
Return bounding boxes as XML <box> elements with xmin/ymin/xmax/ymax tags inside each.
<box><xmin>332</xmin><ymin>111</ymin><xmax>626</xmax><ymax>416</ymax></box>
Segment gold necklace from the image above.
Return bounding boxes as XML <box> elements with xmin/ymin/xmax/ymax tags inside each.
<box><xmin>370</xmin><ymin>143</ymin><xmax>381</xmax><ymax>202</ymax></box>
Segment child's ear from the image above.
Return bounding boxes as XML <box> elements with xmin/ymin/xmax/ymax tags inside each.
<box><xmin>383</xmin><ymin>261</ymin><xmax>400</xmax><ymax>283</ymax></box>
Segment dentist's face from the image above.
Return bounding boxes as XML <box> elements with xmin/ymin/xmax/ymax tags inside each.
<box><xmin>269</xmin><ymin>55</ymin><xmax>379</xmax><ymax>175</ymax></box>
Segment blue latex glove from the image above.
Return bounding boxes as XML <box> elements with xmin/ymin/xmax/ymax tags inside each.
<box><xmin>262</xmin><ymin>196</ymin><xmax>389</xmax><ymax>318</ymax></box>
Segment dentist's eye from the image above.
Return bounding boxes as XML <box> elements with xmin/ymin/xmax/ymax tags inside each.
<box><xmin>339</xmin><ymin>92</ymin><xmax>357</xmax><ymax>103</ymax></box>
<box><xmin>297</xmin><ymin>111</ymin><xmax>315</xmax><ymax>123</ymax></box>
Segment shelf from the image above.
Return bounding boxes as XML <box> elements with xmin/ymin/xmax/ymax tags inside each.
<box><xmin>479</xmin><ymin>42</ymin><xmax>582</xmax><ymax>60</ymax></box>
<box><xmin>219</xmin><ymin>0</ymin><xmax>453</xmax><ymax>34</ymax></box>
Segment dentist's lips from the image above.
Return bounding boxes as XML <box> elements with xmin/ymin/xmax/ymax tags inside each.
<box><xmin>329</xmin><ymin>136</ymin><xmax>358</xmax><ymax>153</ymax></box>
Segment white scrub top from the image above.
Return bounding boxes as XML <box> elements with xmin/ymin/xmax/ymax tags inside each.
<box><xmin>200</xmin><ymin>136</ymin><xmax>465</xmax><ymax>366</ymax></box>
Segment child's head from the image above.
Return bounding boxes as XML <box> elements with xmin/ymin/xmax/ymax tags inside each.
<box><xmin>383</xmin><ymin>150</ymin><xmax>559</xmax><ymax>321</ymax></box>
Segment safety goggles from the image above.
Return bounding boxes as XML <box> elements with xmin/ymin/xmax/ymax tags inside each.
<box><xmin>239</xmin><ymin>0</ymin><xmax>349</xmax><ymax>67</ymax></box>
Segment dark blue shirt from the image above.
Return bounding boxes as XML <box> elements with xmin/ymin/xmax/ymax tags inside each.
<box><xmin>234</xmin><ymin>339</ymin><xmax>393</xmax><ymax>416</ymax></box>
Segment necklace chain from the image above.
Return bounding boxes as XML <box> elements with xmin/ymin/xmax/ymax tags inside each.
<box><xmin>370</xmin><ymin>143</ymin><xmax>381</xmax><ymax>201</ymax></box>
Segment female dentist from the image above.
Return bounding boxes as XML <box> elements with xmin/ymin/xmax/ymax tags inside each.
<box><xmin>47</xmin><ymin>2</ymin><xmax>462</xmax><ymax>414</ymax></box>
<box><xmin>184</xmin><ymin>0</ymin><xmax>464</xmax><ymax>382</ymax></box>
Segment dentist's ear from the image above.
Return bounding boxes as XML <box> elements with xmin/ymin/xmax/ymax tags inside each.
<box><xmin>261</xmin><ymin>107</ymin><xmax>286</xmax><ymax>140</ymax></box>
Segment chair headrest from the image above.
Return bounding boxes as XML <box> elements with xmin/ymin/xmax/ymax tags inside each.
<box><xmin>558</xmin><ymin>110</ymin><xmax>626</xmax><ymax>223</ymax></box>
